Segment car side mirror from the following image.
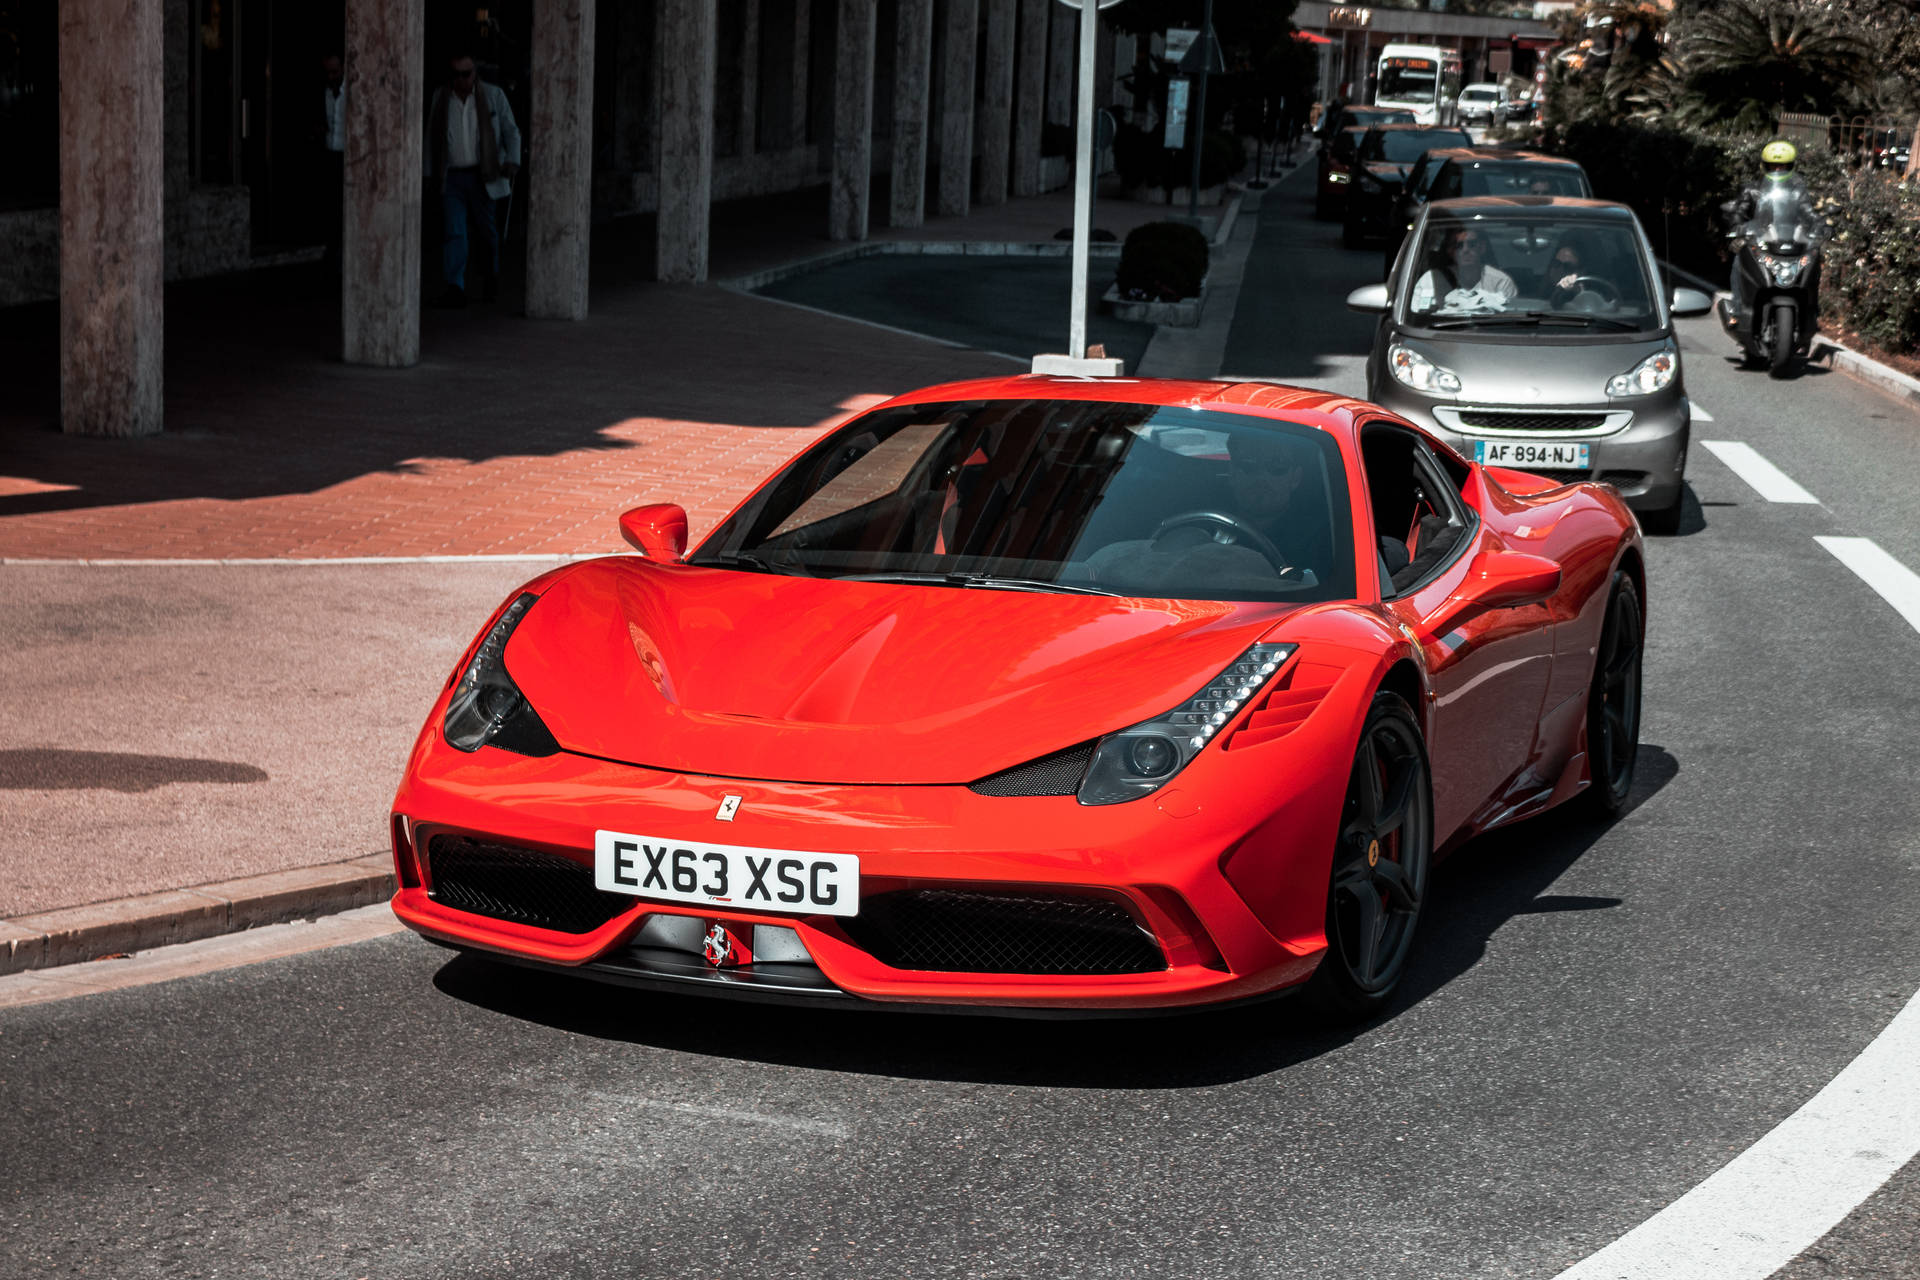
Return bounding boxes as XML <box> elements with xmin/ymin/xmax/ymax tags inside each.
<box><xmin>1670</xmin><ymin>287</ymin><xmax>1714</xmax><ymax>318</ymax></box>
<box><xmin>1346</xmin><ymin>283</ymin><xmax>1391</xmax><ymax>314</ymax></box>
<box><xmin>1419</xmin><ymin>550</ymin><xmax>1561</xmax><ymax>642</ymax></box>
<box><xmin>619</xmin><ymin>503</ymin><xmax>688</xmax><ymax>562</ymax></box>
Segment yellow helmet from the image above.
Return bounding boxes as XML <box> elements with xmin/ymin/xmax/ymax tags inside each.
<box><xmin>1761</xmin><ymin>140</ymin><xmax>1797</xmax><ymax>172</ymax></box>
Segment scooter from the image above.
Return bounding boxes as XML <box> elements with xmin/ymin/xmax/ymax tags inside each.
<box><xmin>1716</xmin><ymin>212</ymin><xmax>1822</xmax><ymax>379</ymax></box>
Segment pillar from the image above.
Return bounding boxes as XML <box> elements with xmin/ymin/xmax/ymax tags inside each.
<box><xmin>976</xmin><ymin>0</ymin><xmax>1015</xmax><ymax>205</ymax></box>
<box><xmin>890</xmin><ymin>0</ymin><xmax>933</xmax><ymax>226</ymax></box>
<box><xmin>792</xmin><ymin>0</ymin><xmax>812</xmax><ymax>141</ymax></box>
<box><xmin>829</xmin><ymin>0</ymin><xmax>877</xmax><ymax>240</ymax></box>
<box><xmin>936</xmin><ymin>0</ymin><xmax>978</xmax><ymax>216</ymax></box>
<box><xmin>59</xmin><ymin>0</ymin><xmax>164</xmax><ymax>436</ymax></box>
<box><xmin>657</xmin><ymin>0</ymin><xmax>716</xmax><ymax>282</ymax></box>
<box><xmin>740</xmin><ymin>0</ymin><xmax>761</xmax><ymax>156</ymax></box>
<box><xmin>343</xmin><ymin>0</ymin><xmax>423</xmax><ymax>367</ymax></box>
<box><xmin>1045</xmin><ymin>0</ymin><xmax>1072</xmax><ymax>127</ymax></box>
<box><xmin>1011</xmin><ymin>0</ymin><xmax>1047</xmax><ymax>197</ymax></box>
<box><xmin>527</xmin><ymin>0</ymin><xmax>596</xmax><ymax>319</ymax></box>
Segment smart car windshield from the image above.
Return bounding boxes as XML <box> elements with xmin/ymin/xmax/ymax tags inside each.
<box><xmin>1401</xmin><ymin>211</ymin><xmax>1660</xmax><ymax>333</ymax></box>
<box><xmin>690</xmin><ymin>401</ymin><xmax>1357</xmax><ymax>604</ymax></box>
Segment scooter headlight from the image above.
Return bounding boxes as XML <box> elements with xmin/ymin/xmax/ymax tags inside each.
<box><xmin>1769</xmin><ymin>258</ymin><xmax>1804</xmax><ymax>285</ymax></box>
<box><xmin>1388</xmin><ymin>344</ymin><xmax>1463</xmax><ymax>394</ymax></box>
<box><xmin>1606</xmin><ymin>343</ymin><xmax>1678</xmax><ymax>397</ymax></box>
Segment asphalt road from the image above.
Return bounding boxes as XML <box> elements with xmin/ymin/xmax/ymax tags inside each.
<box><xmin>5</xmin><ymin>170</ymin><xmax>1920</xmax><ymax>1279</ymax></box>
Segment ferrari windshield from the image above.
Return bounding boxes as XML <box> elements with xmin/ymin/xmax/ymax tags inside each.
<box><xmin>691</xmin><ymin>400</ymin><xmax>1357</xmax><ymax>603</ymax></box>
<box><xmin>1402</xmin><ymin>210</ymin><xmax>1660</xmax><ymax>333</ymax></box>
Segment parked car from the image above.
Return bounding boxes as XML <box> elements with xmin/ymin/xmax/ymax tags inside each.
<box><xmin>1315</xmin><ymin>105</ymin><xmax>1417</xmax><ymax>219</ymax></box>
<box><xmin>1456</xmin><ymin>83</ymin><xmax>1505</xmax><ymax>125</ymax></box>
<box><xmin>1384</xmin><ymin>150</ymin><xmax>1594</xmax><ymax>276</ymax></box>
<box><xmin>1502</xmin><ymin>96</ymin><xmax>1538</xmax><ymax>123</ymax></box>
<box><xmin>388</xmin><ymin>375</ymin><xmax>1649</xmax><ymax>1021</ymax></box>
<box><xmin>1348</xmin><ymin>196</ymin><xmax>1715</xmax><ymax>534</ymax></box>
<box><xmin>1341</xmin><ymin>123</ymin><xmax>1473</xmax><ymax>248</ymax></box>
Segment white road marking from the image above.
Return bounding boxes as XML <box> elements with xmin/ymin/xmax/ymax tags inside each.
<box><xmin>1698</xmin><ymin>440</ymin><xmax>1820</xmax><ymax>504</ymax></box>
<box><xmin>1817</xmin><ymin>536</ymin><xmax>1920</xmax><ymax>635</ymax></box>
<box><xmin>1553</xmin><ymin>986</ymin><xmax>1920</xmax><ymax>1280</ymax></box>
<box><xmin>1688</xmin><ymin>401</ymin><xmax>1713</xmax><ymax>422</ymax></box>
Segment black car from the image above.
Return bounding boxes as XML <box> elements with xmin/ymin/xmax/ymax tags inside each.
<box><xmin>1341</xmin><ymin>123</ymin><xmax>1472</xmax><ymax>248</ymax></box>
<box><xmin>1314</xmin><ymin>105</ymin><xmax>1417</xmax><ymax>219</ymax></box>
<box><xmin>1384</xmin><ymin>150</ymin><xmax>1593</xmax><ymax>276</ymax></box>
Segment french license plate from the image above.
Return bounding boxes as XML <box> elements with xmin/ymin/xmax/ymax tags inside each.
<box><xmin>594</xmin><ymin>830</ymin><xmax>860</xmax><ymax>917</ymax></box>
<box><xmin>1473</xmin><ymin>440</ymin><xmax>1591</xmax><ymax>468</ymax></box>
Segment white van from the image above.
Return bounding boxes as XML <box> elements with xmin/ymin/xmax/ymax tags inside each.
<box><xmin>1456</xmin><ymin>83</ymin><xmax>1505</xmax><ymax>125</ymax></box>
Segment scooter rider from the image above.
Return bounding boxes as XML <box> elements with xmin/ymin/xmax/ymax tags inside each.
<box><xmin>1720</xmin><ymin>141</ymin><xmax>1825</xmax><ymax>325</ymax></box>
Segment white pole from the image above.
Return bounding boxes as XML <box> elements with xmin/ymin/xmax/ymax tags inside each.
<box><xmin>1067</xmin><ymin>0</ymin><xmax>1097</xmax><ymax>360</ymax></box>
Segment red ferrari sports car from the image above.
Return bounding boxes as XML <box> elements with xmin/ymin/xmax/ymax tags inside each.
<box><xmin>389</xmin><ymin>376</ymin><xmax>1645</xmax><ymax>1021</ymax></box>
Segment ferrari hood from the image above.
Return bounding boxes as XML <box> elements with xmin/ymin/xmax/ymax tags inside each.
<box><xmin>501</xmin><ymin>560</ymin><xmax>1293</xmax><ymax>785</ymax></box>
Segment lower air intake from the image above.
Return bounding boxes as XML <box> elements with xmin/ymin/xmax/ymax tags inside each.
<box><xmin>843</xmin><ymin>889</ymin><xmax>1165</xmax><ymax>974</ymax></box>
<box><xmin>426</xmin><ymin>836</ymin><xmax>632</xmax><ymax>934</ymax></box>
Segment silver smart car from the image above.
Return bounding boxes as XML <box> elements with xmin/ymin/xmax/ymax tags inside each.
<box><xmin>1349</xmin><ymin>196</ymin><xmax>1714</xmax><ymax>533</ymax></box>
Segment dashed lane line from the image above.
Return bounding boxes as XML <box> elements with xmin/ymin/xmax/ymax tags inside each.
<box><xmin>1688</xmin><ymin>401</ymin><xmax>1713</xmax><ymax>422</ymax></box>
<box><xmin>1698</xmin><ymin>440</ymin><xmax>1820</xmax><ymax>504</ymax></box>
<box><xmin>1816</xmin><ymin>536</ymin><xmax>1920</xmax><ymax>634</ymax></box>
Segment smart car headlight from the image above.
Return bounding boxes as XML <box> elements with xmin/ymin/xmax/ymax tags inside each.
<box><xmin>443</xmin><ymin>592</ymin><xmax>560</xmax><ymax>755</ymax></box>
<box><xmin>1077</xmin><ymin>643</ymin><xmax>1296</xmax><ymax>806</ymax></box>
<box><xmin>1388</xmin><ymin>344</ymin><xmax>1462</xmax><ymax>394</ymax></box>
<box><xmin>1606</xmin><ymin>343</ymin><xmax>1678</xmax><ymax>397</ymax></box>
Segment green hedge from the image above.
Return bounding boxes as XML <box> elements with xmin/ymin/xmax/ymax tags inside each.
<box><xmin>1549</xmin><ymin>120</ymin><xmax>1920</xmax><ymax>356</ymax></box>
<box><xmin>1115</xmin><ymin>221</ymin><xmax>1211</xmax><ymax>302</ymax></box>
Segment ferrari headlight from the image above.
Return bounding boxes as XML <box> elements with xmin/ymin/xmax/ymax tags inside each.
<box><xmin>444</xmin><ymin>592</ymin><xmax>560</xmax><ymax>755</ymax></box>
<box><xmin>1606</xmin><ymin>343</ymin><xmax>1678</xmax><ymax>397</ymax></box>
<box><xmin>1388</xmin><ymin>343</ymin><xmax>1462</xmax><ymax>394</ymax></box>
<box><xmin>1077</xmin><ymin>643</ymin><xmax>1296</xmax><ymax>806</ymax></box>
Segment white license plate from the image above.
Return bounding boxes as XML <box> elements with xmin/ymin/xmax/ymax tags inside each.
<box><xmin>1473</xmin><ymin>440</ymin><xmax>1591</xmax><ymax>468</ymax></box>
<box><xmin>594</xmin><ymin>830</ymin><xmax>860</xmax><ymax>917</ymax></box>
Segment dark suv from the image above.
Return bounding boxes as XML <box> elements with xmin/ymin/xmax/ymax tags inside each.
<box><xmin>1314</xmin><ymin>105</ymin><xmax>1416</xmax><ymax>219</ymax></box>
<box><xmin>1385</xmin><ymin>150</ymin><xmax>1593</xmax><ymax>275</ymax></box>
<box><xmin>1340</xmin><ymin>123</ymin><xmax>1472</xmax><ymax>248</ymax></box>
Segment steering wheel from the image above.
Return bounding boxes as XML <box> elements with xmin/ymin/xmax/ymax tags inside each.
<box><xmin>1151</xmin><ymin>510</ymin><xmax>1292</xmax><ymax>574</ymax></box>
<box><xmin>1556</xmin><ymin>274</ymin><xmax>1621</xmax><ymax>307</ymax></box>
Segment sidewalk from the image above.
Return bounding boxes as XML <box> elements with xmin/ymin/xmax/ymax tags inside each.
<box><xmin>1</xmin><ymin>186</ymin><xmax>1182</xmax><ymax>973</ymax></box>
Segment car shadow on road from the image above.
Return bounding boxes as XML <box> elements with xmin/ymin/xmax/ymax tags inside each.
<box><xmin>432</xmin><ymin>745</ymin><xmax>1679</xmax><ymax>1090</ymax></box>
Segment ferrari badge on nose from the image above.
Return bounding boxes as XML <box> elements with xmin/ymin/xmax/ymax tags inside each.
<box><xmin>716</xmin><ymin>794</ymin><xmax>742</xmax><ymax>821</ymax></box>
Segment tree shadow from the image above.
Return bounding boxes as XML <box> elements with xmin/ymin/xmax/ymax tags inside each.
<box><xmin>0</xmin><ymin>747</ymin><xmax>268</xmax><ymax>792</ymax></box>
<box><xmin>431</xmin><ymin>745</ymin><xmax>1679</xmax><ymax>1090</ymax></box>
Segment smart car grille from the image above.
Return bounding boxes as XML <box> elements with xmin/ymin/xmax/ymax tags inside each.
<box><xmin>426</xmin><ymin>836</ymin><xmax>632</xmax><ymax>934</ymax></box>
<box><xmin>967</xmin><ymin>742</ymin><xmax>1095</xmax><ymax>797</ymax></box>
<box><xmin>1458</xmin><ymin>411</ymin><xmax>1607</xmax><ymax>432</ymax></box>
<box><xmin>843</xmin><ymin>890</ymin><xmax>1166</xmax><ymax>974</ymax></box>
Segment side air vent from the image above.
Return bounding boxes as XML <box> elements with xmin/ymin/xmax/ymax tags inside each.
<box><xmin>1226</xmin><ymin>661</ymin><xmax>1343</xmax><ymax>751</ymax></box>
<box><xmin>967</xmin><ymin>741</ymin><xmax>1096</xmax><ymax>797</ymax></box>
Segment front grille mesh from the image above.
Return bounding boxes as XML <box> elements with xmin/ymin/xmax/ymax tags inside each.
<box><xmin>426</xmin><ymin>836</ymin><xmax>632</xmax><ymax>934</ymax></box>
<box><xmin>968</xmin><ymin>742</ymin><xmax>1095</xmax><ymax>797</ymax></box>
<box><xmin>1459</xmin><ymin>411</ymin><xmax>1607</xmax><ymax>432</ymax></box>
<box><xmin>842</xmin><ymin>889</ymin><xmax>1165</xmax><ymax>974</ymax></box>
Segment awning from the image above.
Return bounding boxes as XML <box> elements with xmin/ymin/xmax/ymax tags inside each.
<box><xmin>1293</xmin><ymin>30</ymin><xmax>1332</xmax><ymax>44</ymax></box>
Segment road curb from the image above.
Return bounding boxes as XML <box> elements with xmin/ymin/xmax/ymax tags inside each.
<box><xmin>0</xmin><ymin>855</ymin><xmax>396</xmax><ymax>975</ymax></box>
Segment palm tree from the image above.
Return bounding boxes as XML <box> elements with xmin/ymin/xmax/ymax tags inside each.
<box><xmin>1680</xmin><ymin>0</ymin><xmax>1873</xmax><ymax>130</ymax></box>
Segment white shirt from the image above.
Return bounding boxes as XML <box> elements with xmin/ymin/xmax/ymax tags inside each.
<box><xmin>1411</xmin><ymin>266</ymin><xmax>1518</xmax><ymax>314</ymax></box>
<box><xmin>445</xmin><ymin>91</ymin><xmax>480</xmax><ymax>168</ymax></box>
<box><xmin>324</xmin><ymin>86</ymin><xmax>345</xmax><ymax>153</ymax></box>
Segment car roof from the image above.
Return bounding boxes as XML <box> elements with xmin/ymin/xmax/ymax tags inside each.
<box><xmin>1366</xmin><ymin>122</ymin><xmax>1472</xmax><ymax>133</ymax></box>
<box><xmin>1426</xmin><ymin>148</ymin><xmax>1583</xmax><ymax>168</ymax></box>
<box><xmin>1423</xmin><ymin>195</ymin><xmax>1632</xmax><ymax>217</ymax></box>
<box><xmin>874</xmin><ymin>375</ymin><xmax>1377</xmax><ymax>428</ymax></box>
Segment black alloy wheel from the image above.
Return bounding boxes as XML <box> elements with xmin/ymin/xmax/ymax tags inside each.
<box><xmin>1583</xmin><ymin>572</ymin><xmax>1644</xmax><ymax>817</ymax></box>
<box><xmin>1304</xmin><ymin>691</ymin><xmax>1433</xmax><ymax>1023</ymax></box>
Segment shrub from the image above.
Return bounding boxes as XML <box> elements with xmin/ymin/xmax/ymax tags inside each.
<box><xmin>1115</xmin><ymin>220</ymin><xmax>1211</xmax><ymax>301</ymax></box>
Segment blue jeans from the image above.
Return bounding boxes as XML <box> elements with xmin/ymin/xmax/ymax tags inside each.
<box><xmin>441</xmin><ymin>167</ymin><xmax>497</xmax><ymax>291</ymax></box>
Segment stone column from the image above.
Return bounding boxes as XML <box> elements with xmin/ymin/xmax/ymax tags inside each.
<box><xmin>739</xmin><ymin>0</ymin><xmax>761</xmax><ymax>156</ymax></box>
<box><xmin>935</xmin><ymin>0</ymin><xmax>978</xmax><ymax>217</ymax></box>
<box><xmin>889</xmin><ymin>0</ymin><xmax>933</xmax><ymax>226</ymax></box>
<box><xmin>1011</xmin><ymin>0</ymin><xmax>1047</xmax><ymax>196</ymax></box>
<box><xmin>1045</xmin><ymin>1</ymin><xmax>1072</xmax><ymax>127</ymax></box>
<box><xmin>611</xmin><ymin>0</ymin><xmax>653</xmax><ymax>171</ymax></box>
<box><xmin>829</xmin><ymin>0</ymin><xmax>876</xmax><ymax>240</ymax></box>
<box><xmin>527</xmin><ymin>0</ymin><xmax>595</xmax><ymax>319</ymax></box>
<box><xmin>657</xmin><ymin>0</ymin><xmax>716</xmax><ymax>282</ymax></box>
<box><xmin>59</xmin><ymin>0</ymin><xmax>164</xmax><ymax>436</ymax></box>
<box><xmin>792</xmin><ymin>0</ymin><xmax>812</xmax><ymax>141</ymax></box>
<box><xmin>342</xmin><ymin>0</ymin><xmax>423</xmax><ymax>368</ymax></box>
<box><xmin>975</xmin><ymin>0</ymin><xmax>1014</xmax><ymax>205</ymax></box>
<box><xmin>163</xmin><ymin>0</ymin><xmax>189</xmax><ymax>279</ymax></box>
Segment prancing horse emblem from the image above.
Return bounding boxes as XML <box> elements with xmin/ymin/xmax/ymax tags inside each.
<box><xmin>716</xmin><ymin>794</ymin><xmax>742</xmax><ymax>821</ymax></box>
<box><xmin>703</xmin><ymin>923</ymin><xmax>735</xmax><ymax>967</ymax></box>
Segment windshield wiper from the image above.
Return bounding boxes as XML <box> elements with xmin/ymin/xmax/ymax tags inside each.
<box><xmin>1427</xmin><ymin>310</ymin><xmax>1641</xmax><ymax>332</ymax></box>
<box><xmin>835</xmin><ymin>571</ymin><xmax>1119</xmax><ymax>596</ymax></box>
<box><xmin>689</xmin><ymin>551</ymin><xmax>810</xmax><ymax>576</ymax></box>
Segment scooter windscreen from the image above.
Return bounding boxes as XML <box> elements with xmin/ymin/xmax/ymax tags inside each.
<box><xmin>1741</xmin><ymin>180</ymin><xmax>1824</xmax><ymax>253</ymax></box>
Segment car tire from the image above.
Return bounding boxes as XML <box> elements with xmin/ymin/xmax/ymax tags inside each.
<box><xmin>1302</xmin><ymin>691</ymin><xmax>1432</xmax><ymax>1024</ymax></box>
<box><xmin>1638</xmin><ymin>488</ymin><xmax>1684</xmax><ymax>536</ymax></box>
<box><xmin>1581</xmin><ymin>572</ymin><xmax>1643</xmax><ymax>818</ymax></box>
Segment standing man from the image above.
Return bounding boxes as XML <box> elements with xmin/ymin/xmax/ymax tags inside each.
<box><xmin>319</xmin><ymin>52</ymin><xmax>346</xmax><ymax>272</ymax></box>
<box><xmin>426</xmin><ymin>50</ymin><xmax>521</xmax><ymax>307</ymax></box>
